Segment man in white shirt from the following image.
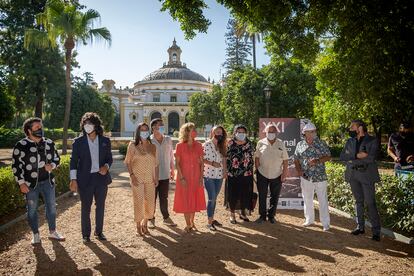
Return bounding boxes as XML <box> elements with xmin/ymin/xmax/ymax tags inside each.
<box><xmin>149</xmin><ymin>118</ymin><xmax>177</xmax><ymax>227</ymax></box>
<box><xmin>254</xmin><ymin>124</ymin><xmax>288</xmax><ymax>224</ymax></box>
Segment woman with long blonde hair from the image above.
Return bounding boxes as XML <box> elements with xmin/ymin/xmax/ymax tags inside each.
<box><xmin>173</xmin><ymin>122</ymin><xmax>206</xmax><ymax>232</ymax></box>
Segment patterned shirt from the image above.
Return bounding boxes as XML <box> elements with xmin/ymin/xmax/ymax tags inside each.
<box><xmin>203</xmin><ymin>139</ymin><xmax>224</xmax><ymax>179</ymax></box>
<box><xmin>294</xmin><ymin>137</ymin><xmax>331</xmax><ymax>182</ymax></box>
<box><xmin>226</xmin><ymin>139</ymin><xmax>254</xmax><ymax>177</ymax></box>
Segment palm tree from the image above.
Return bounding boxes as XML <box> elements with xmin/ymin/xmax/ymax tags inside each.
<box><xmin>24</xmin><ymin>0</ymin><xmax>111</xmax><ymax>154</ymax></box>
<box><xmin>235</xmin><ymin>20</ymin><xmax>263</xmax><ymax>69</ymax></box>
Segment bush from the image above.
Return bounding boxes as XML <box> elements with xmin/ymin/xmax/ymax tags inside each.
<box><xmin>0</xmin><ymin>127</ymin><xmax>77</xmax><ymax>148</ymax></box>
<box><xmin>326</xmin><ymin>162</ymin><xmax>414</xmax><ymax>236</ymax></box>
<box><xmin>119</xmin><ymin>144</ymin><xmax>128</xmax><ymax>156</ymax></box>
<box><xmin>0</xmin><ymin>155</ymin><xmax>71</xmax><ymax>218</ymax></box>
<box><xmin>329</xmin><ymin>144</ymin><xmax>343</xmax><ymax>158</ymax></box>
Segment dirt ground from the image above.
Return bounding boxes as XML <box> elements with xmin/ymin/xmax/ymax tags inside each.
<box><xmin>0</xmin><ymin>160</ymin><xmax>413</xmax><ymax>276</ymax></box>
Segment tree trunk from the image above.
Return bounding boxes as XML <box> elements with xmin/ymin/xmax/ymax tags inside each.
<box><xmin>62</xmin><ymin>39</ymin><xmax>74</xmax><ymax>155</ymax></box>
<box><xmin>252</xmin><ymin>35</ymin><xmax>256</xmax><ymax>69</ymax></box>
<box><xmin>34</xmin><ymin>91</ymin><xmax>43</xmax><ymax>119</ymax></box>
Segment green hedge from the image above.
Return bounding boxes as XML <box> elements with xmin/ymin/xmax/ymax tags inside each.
<box><xmin>119</xmin><ymin>143</ymin><xmax>128</xmax><ymax>156</ymax></box>
<box><xmin>0</xmin><ymin>127</ymin><xmax>77</xmax><ymax>148</ymax></box>
<box><xmin>0</xmin><ymin>155</ymin><xmax>70</xmax><ymax>218</ymax></box>
<box><xmin>326</xmin><ymin>162</ymin><xmax>414</xmax><ymax>236</ymax></box>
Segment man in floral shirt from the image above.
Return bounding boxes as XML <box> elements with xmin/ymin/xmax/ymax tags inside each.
<box><xmin>294</xmin><ymin>122</ymin><xmax>331</xmax><ymax>231</ymax></box>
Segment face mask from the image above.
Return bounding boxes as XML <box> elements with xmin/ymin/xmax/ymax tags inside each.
<box><xmin>349</xmin><ymin>130</ymin><xmax>357</xmax><ymax>138</ymax></box>
<box><xmin>140</xmin><ymin>131</ymin><xmax>150</xmax><ymax>139</ymax></box>
<box><xmin>84</xmin><ymin>124</ymin><xmax>95</xmax><ymax>134</ymax></box>
<box><xmin>266</xmin><ymin>132</ymin><xmax>276</xmax><ymax>141</ymax></box>
<box><xmin>158</xmin><ymin>126</ymin><xmax>165</xmax><ymax>134</ymax></box>
<box><xmin>191</xmin><ymin>130</ymin><xmax>197</xmax><ymax>139</ymax></box>
<box><xmin>32</xmin><ymin>128</ymin><xmax>43</xmax><ymax>138</ymax></box>
<box><xmin>214</xmin><ymin>134</ymin><xmax>224</xmax><ymax>143</ymax></box>
<box><xmin>235</xmin><ymin>132</ymin><xmax>246</xmax><ymax>141</ymax></box>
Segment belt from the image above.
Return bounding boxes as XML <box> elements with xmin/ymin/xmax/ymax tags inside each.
<box><xmin>351</xmin><ymin>164</ymin><xmax>368</xmax><ymax>171</ymax></box>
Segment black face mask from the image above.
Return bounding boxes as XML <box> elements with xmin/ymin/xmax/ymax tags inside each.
<box><xmin>32</xmin><ymin>128</ymin><xmax>44</xmax><ymax>138</ymax></box>
<box><xmin>349</xmin><ymin>130</ymin><xmax>357</xmax><ymax>138</ymax></box>
<box><xmin>215</xmin><ymin>135</ymin><xmax>224</xmax><ymax>143</ymax></box>
<box><xmin>399</xmin><ymin>131</ymin><xmax>408</xmax><ymax>138</ymax></box>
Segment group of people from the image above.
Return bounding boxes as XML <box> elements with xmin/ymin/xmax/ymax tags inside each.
<box><xmin>12</xmin><ymin>112</ymin><xmax>398</xmax><ymax>245</ymax></box>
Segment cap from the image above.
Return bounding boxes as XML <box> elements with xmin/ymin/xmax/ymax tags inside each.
<box><xmin>302</xmin><ymin>122</ymin><xmax>317</xmax><ymax>134</ymax></box>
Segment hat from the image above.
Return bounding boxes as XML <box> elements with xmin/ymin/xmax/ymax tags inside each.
<box><xmin>302</xmin><ymin>122</ymin><xmax>316</xmax><ymax>134</ymax></box>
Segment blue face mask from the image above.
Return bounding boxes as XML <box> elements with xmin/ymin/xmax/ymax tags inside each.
<box><xmin>235</xmin><ymin>132</ymin><xmax>246</xmax><ymax>141</ymax></box>
<box><xmin>158</xmin><ymin>126</ymin><xmax>165</xmax><ymax>134</ymax></box>
<box><xmin>140</xmin><ymin>131</ymin><xmax>150</xmax><ymax>139</ymax></box>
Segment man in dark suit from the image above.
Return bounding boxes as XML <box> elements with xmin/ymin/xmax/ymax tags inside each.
<box><xmin>340</xmin><ymin>119</ymin><xmax>381</xmax><ymax>241</ymax></box>
<box><xmin>70</xmin><ymin>112</ymin><xmax>113</xmax><ymax>243</ymax></box>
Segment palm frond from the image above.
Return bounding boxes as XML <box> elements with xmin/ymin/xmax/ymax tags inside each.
<box><xmin>83</xmin><ymin>27</ymin><xmax>112</xmax><ymax>47</ymax></box>
<box><xmin>24</xmin><ymin>29</ymin><xmax>55</xmax><ymax>49</ymax></box>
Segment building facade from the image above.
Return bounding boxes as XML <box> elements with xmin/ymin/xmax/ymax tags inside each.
<box><xmin>99</xmin><ymin>39</ymin><xmax>213</xmax><ymax>136</ymax></box>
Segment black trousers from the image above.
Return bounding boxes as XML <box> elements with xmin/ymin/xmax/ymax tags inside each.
<box><xmin>155</xmin><ymin>179</ymin><xmax>170</xmax><ymax>219</ymax></box>
<box><xmin>227</xmin><ymin>175</ymin><xmax>253</xmax><ymax>213</ymax></box>
<box><xmin>78</xmin><ymin>173</ymin><xmax>108</xmax><ymax>238</ymax></box>
<box><xmin>349</xmin><ymin>178</ymin><xmax>381</xmax><ymax>235</ymax></box>
<box><xmin>256</xmin><ymin>171</ymin><xmax>282</xmax><ymax>219</ymax></box>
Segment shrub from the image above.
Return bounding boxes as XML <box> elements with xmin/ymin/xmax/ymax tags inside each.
<box><xmin>0</xmin><ymin>155</ymin><xmax>71</xmax><ymax>218</ymax></box>
<box><xmin>0</xmin><ymin>127</ymin><xmax>77</xmax><ymax>148</ymax></box>
<box><xmin>119</xmin><ymin>144</ymin><xmax>128</xmax><ymax>156</ymax></box>
<box><xmin>326</xmin><ymin>162</ymin><xmax>414</xmax><ymax>236</ymax></box>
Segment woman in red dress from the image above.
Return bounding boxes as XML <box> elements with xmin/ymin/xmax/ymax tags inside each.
<box><xmin>173</xmin><ymin>122</ymin><xmax>206</xmax><ymax>232</ymax></box>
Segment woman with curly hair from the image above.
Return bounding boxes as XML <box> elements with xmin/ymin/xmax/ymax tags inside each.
<box><xmin>124</xmin><ymin>122</ymin><xmax>159</xmax><ymax>236</ymax></box>
<box><xmin>226</xmin><ymin>124</ymin><xmax>254</xmax><ymax>224</ymax></box>
<box><xmin>173</xmin><ymin>122</ymin><xmax>206</xmax><ymax>232</ymax></box>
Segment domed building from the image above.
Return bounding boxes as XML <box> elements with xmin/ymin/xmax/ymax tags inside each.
<box><xmin>99</xmin><ymin>39</ymin><xmax>213</xmax><ymax>136</ymax></box>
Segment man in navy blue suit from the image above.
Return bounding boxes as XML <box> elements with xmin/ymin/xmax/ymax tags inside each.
<box><xmin>70</xmin><ymin>112</ymin><xmax>113</xmax><ymax>243</ymax></box>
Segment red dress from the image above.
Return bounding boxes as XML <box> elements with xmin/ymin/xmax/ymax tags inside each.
<box><xmin>173</xmin><ymin>141</ymin><xmax>206</xmax><ymax>213</ymax></box>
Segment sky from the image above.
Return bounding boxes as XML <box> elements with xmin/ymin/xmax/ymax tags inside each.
<box><xmin>73</xmin><ymin>0</ymin><xmax>270</xmax><ymax>89</ymax></box>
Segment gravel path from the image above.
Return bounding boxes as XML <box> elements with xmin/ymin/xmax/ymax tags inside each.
<box><xmin>0</xmin><ymin>160</ymin><xmax>413</xmax><ymax>275</ymax></box>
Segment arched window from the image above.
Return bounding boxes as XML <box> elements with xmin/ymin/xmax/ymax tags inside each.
<box><xmin>150</xmin><ymin>111</ymin><xmax>162</xmax><ymax>121</ymax></box>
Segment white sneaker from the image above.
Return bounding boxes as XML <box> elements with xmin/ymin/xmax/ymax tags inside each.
<box><xmin>148</xmin><ymin>218</ymin><xmax>156</xmax><ymax>229</ymax></box>
<box><xmin>31</xmin><ymin>233</ymin><xmax>41</xmax><ymax>245</ymax></box>
<box><xmin>48</xmin><ymin>231</ymin><xmax>65</xmax><ymax>241</ymax></box>
<box><xmin>303</xmin><ymin>221</ymin><xmax>314</xmax><ymax>227</ymax></box>
<box><xmin>323</xmin><ymin>226</ymin><xmax>330</xmax><ymax>232</ymax></box>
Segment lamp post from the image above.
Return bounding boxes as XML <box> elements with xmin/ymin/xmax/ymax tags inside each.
<box><xmin>264</xmin><ymin>85</ymin><xmax>272</xmax><ymax>118</ymax></box>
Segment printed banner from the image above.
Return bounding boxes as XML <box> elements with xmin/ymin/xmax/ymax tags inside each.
<box><xmin>258</xmin><ymin>118</ymin><xmax>308</xmax><ymax>209</ymax></box>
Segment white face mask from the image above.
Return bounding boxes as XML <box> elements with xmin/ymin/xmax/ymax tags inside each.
<box><xmin>140</xmin><ymin>131</ymin><xmax>150</xmax><ymax>139</ymax></box>
<box><xmin>235</xmin><ymin>132</ymin><xmax>246</xmax><ymax>141</ymax></box>
<box><xmin>84</xmin><ymin>124</ymin><xmax>95</xmax><ymax>134</ymax></box>
<box><xmin>266</xmin><ymin>132</ymin><xmax>276</xmax><ymax>141</ymax></box>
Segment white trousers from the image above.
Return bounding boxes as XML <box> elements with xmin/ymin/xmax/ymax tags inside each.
<box><xmin>300</xmin><ymin>177</ymin><xmax>330</xmax><ymax>227</ymax></box>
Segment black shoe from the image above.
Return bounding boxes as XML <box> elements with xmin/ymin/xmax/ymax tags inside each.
<box><xmin>372</xmin><ymin>234</ymin><xmax>381</xmax><ymax>241</ymax></box>
<box><xmin>351</xmin><ymin>228</ymin><xmax>365</xmax><ymax>235</ymax></box>
<box><xmin>94</xmin><ymin>232</ymin><xmax>107</xmax><ymax>241</ymax></box>
<box><xmin>239</xmin><ymin>215</ymin><xmax>250</xmax><ymax>222</ymax></box>
<box><xmin>268</xmin><ymin>217</ymin><xmax>276</xmax><ymax>224</ymax></box>
<box><xmin>229</xmin><ymin>217</ymin><xmax>237</xmax><ymax>224</ymax></box>
<box><xmin>255</xmin><ymin>217</ymin><xmax>266</xmax><ymax>224</ymax></box>
<box><xmin>212</xmin><ymin>220</ymin><xmax>222</xmax><ymax>227</ymax></box>
<box><xmin>82</xmin><ymin>236</ymin><xmax>91</xmax><ymax>243</ymax></box>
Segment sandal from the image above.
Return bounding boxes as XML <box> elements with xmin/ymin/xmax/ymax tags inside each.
<box><xmin>141</xmin><ymin>222</ymin><xmax>149</xmax><ymax>235</ymax></box>
<box><xmin>184</xmin><ymin>226</ymin><xmax>192</xmax><ymax>233</ymax></box>
<box><xmin>190</xmin><ymin>223</ymin><xmax>198</xmax><ymax>231</ymax></box>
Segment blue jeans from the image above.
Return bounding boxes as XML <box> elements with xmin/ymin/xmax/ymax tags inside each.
<box><xmin>204</xmin><ymin>178</ymin><xmax>223</xmax><ymax>218</ymax></box>
<box><xmin>25</xmin><ymin>179</ymin><xmax>56</xmax><ymax>234</ymax></box>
